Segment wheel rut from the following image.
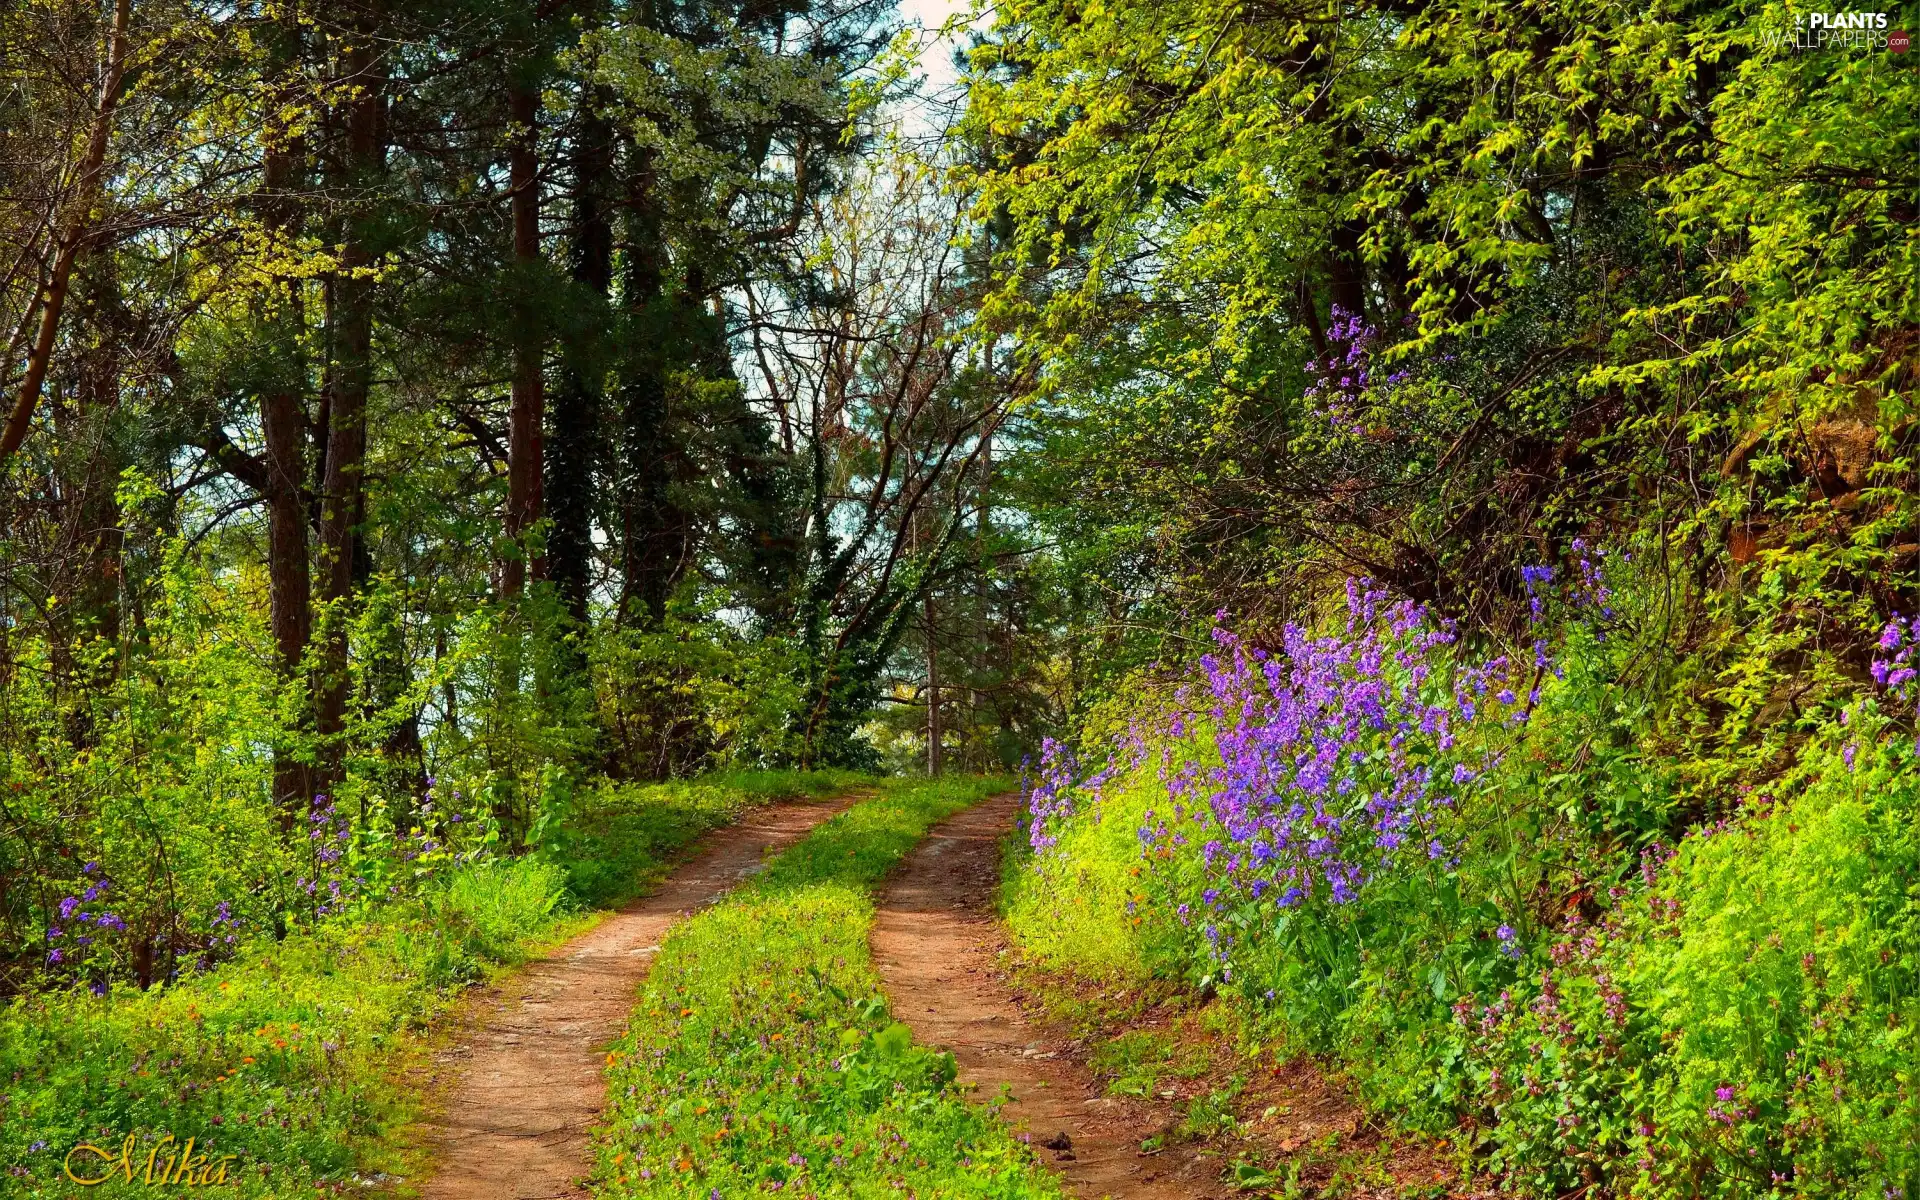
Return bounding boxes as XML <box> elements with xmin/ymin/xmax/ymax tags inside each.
<box><xmin>416</xmin><ymin>792</ymin><xmax>861</xmax><ymax>1200</ymax></box>
<box><xmin>872</xmin><ymin>791</ymin><xmax>1227</xmax><ymax>1200</ymax></box>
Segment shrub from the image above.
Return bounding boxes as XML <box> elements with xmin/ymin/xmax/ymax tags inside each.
<box><xmin>435</xmin><ymin>856</ymin><xmax>567</xmax><ymax>964</ymax></box>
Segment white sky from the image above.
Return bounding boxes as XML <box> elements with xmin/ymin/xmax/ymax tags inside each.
<box><xmin>894</xmin><ymin>0</ymin><xmax>974</xmax><ymax>132</ymax></box>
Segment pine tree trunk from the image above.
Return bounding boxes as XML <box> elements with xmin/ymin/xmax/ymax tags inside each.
<box><xmin>616</xmin><ymin>145</ymin><xmax>669</xmax><ymax>626</ymax></box>
<box><xmin>502</xmin><ymin>82</ymin><xmax>543</xmax><ymax>599</ymax></box>
<box><xmin>262</xmin><ymin>24</ymin><xmax>313</xmax><ymax>829</ymax></box>
<box><xmin>314</xmin><ymin>3</ymin><xmax>387</xmax><ymax>781</ymax></box>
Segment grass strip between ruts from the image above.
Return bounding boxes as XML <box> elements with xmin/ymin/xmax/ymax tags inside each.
<box><xmin>592</xmin><ymin>777</ymin><xmax>1067</xmax><ymax>1200</ymax></box>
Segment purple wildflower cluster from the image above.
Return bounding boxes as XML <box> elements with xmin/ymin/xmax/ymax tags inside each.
<box><xmin>1024</xmin><ymin>739</ymin><xmax>1079</xmax><ymax>852</ymax></box>
<box><xmin>44</xmin><ymin>861</ymin><xmax>125</xmax><ymax>968</ymax></box>
<box><xmin>401</xmin><ymin>779</ymin><xmax>473</xmax><ymax>867</ymax></box>
<box><xmin>1872</xmin><ymin>614</ymin><xmax>1920</xmax><ymax>697</ymax></box>
<box><xmin>1025</xmin><ymin>577</ymin><xmax>1562</xmax><ymax>981</ymax></box>
<box><xmin>1570</xmin><ymin>538</ymin><xmax>1614</xmax><ymax>622</ymax></box>
<box><xmin>295</xmin><ymin>792</ymin><xmax>354</xmax><ymax>917</ymax></box>
<box><xmin>1706</xmin><ymin>1083</ymin><xmax>1750</xmax><ymax>1127</ymax></box>
<box><xmin>1303</xmin><ymin>308</ymin><xmax>1410</xmax><ymax>434</ymax></box>
<box><xmin>1136</xmin><ymin>581</ymin><xmax>1539</xmax><ymax>961</ymax></box>
<box><xmin>1025</xmin><ymin>736</ymin><xmax>1140</xmax><ymax>852</ymax></box>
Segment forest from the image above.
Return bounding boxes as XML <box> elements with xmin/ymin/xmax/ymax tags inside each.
<box><xmin>0</xmin><ymin>0</ymin><xmax>1914</xmax><ymax>1197</ymax></box>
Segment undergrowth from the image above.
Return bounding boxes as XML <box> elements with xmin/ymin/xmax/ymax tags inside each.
<box><xmin>0</xmin><ymin>771</ymin><xmax>856</xmax><ymax>1197</ymax></box>
<box><xmin>591</xmin><ymin>776</ymin><xmax>1066</xmax><ymax>1199</ymax></box>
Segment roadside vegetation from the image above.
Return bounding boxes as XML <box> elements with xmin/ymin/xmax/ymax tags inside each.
<box><xmin>591</xmin><ymin>777</ymin><xmax>1063</xmax><ymax>1200</ymax></box>
<box><xmin>1009</xmin><ymin>563</ymin><xmax>1920</xmax><ymax>1197</ymax></box>
<box><xmin>0</xmin><ymin>772</ymin><xmax>856</xmax><ymax>1197</ymax></box>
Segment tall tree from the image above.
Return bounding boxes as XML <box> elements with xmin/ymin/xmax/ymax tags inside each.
<box><xmin>545</xmin><ymin>78</ymin><xmax>615</xmax><ymax>623</ymax></box>
<box><xmin>259</xmin><ymin>13</ymin><xmax>315</xmax><ymax>825</ymax></box>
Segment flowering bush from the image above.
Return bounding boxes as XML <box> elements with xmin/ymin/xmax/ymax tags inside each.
<box><xmin>1026</xmin><ymin>580</ymin><xmax>1546</xmax><ymax>1022</ymax></box>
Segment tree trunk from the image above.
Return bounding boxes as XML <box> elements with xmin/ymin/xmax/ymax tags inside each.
<box><xmin>925</xmin><ymin>591</ymin><xmax>941</xmax><ymax>776</ymax></box>
<box><xmin>1328</xmin><ymin>219</ymin><xmax>1368</xmax><ymax>324</ymax></box>
<box><xmin>502</xmin><ymin>82</ymin><xmax>543</xmax><ymax>598</ymax></box>
<box><xmin>546</xmin><ymin>92</ymin><xmax>614</xmax><ymax>624</ymax></box>
<box><xmin>262</xmin><ymin>22</ymin><xmax>314</xmax><ymax>829</ymax></box>
<box><xmin>314</xmin><ymin>3</ymin><xmax>387</xmax><ymax>782</ymax></box>
<box><xmin>0</xmin><ymin>0</ymin><xmax>134</xmax><ymax>467</ymax></box>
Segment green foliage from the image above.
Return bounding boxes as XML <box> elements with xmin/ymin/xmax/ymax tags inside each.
<box><xmin>1</xmin><ymin>876</ymin><xmax>548</xmax><ymax>1197</ymax></box>
<box><xmin>588</xmin><ymin>596</ymin><xmax>811</xmax><ymax>779</ymax></box>
<box><xmin>592</xmin><ymin>776</ymin><xmax>1065</xmax><ymax>1199</ymax></box>
<box><xmin>0</xmin><ymin>545</ymin><xmax>286</xmax><ymax>992</ymax></box>
<box><xmin>1457</xmin><ymin>715</ymin><xmax>1920</xmax><ymax>1197</ymax></box>
<box><xmin>960</xmin><ymin>0</ymin><xmax>1917</xmax><ymax>703</ymax></box>
<box><xmin>434</xmin><ymin>856</ymin><xmax>568</xmax><ymax>964</ymax></box>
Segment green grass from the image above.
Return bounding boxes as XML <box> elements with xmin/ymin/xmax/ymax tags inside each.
<box><xmin>0</xmin><ymin>771</ymin><xmax>857</xmax><ymax>1198</ymax></box>
<box><xmin>591</xmin><ymin>776</ymin><xmax>1067</xmax><ymax>1199</ymax></box>
<box><xmin>1000</xmin><ymin>768</ymin><xmax>1177</xmax><ymax>986</ymax></box>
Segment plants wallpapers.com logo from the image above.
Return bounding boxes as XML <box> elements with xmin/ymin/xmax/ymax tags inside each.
<box><xmin>1763</xmin><ymin>10</ymin><xmax>1911</xmax><ymax>50</ymax></box>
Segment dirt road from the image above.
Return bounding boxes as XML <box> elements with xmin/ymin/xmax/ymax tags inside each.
<box><xmin>417</xmin><ymin>793</ymin><xmax>859</xmax><ymax>1200</ymax></box>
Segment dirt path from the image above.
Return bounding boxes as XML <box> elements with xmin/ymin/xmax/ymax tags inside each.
<box><xmin>417</xmin><ymin>793</ymin><xmax>860</xmax><ymax>1200</ymax></box>
<box><xmin>872</xmin><ymin>792</ymin><xmax>1227</xmax><ymax>1200</ymax></box>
